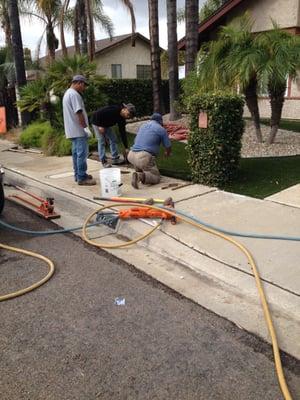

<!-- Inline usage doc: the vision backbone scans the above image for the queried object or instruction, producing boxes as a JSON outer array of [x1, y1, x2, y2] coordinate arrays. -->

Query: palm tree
[[22, 0, 61, 62], [197, 15, 264, 142], [59, 0, 69, 57], [73, 0, 135, 60], [0, 46, 18, 126], [0, 0, 12, 48], [7, 0, 31, 125], [199, 0, 227, 21], [85, 0, 95, 60], [166, 0, 180, 120], [257, 25, 300, 144], [148, 0, 162, 112], [185, 0, 199, 75]]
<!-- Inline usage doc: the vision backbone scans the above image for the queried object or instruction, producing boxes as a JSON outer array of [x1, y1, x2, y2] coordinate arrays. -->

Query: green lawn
[[127, 133, 190, 180], [127, 132, 300, 199], [224, 156, 300, 198], [257, 118, 300, 133]]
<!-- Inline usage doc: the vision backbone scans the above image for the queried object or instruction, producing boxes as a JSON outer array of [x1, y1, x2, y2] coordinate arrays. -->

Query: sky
[[0, 0, 205, 59]]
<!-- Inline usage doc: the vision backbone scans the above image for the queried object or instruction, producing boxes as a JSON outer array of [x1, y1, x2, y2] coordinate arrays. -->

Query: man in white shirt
[[63, 75, 96, 185]]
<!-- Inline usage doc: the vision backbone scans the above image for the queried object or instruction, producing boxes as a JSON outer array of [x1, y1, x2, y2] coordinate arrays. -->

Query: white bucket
[[99, 168, 121, 198]]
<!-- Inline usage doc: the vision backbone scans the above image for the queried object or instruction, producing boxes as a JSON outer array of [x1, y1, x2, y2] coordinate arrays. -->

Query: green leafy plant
[[18, 79, 50, 114], [46, 55, 98, 96], [20, 120, 55, 148], [187, 92, 244, 186]]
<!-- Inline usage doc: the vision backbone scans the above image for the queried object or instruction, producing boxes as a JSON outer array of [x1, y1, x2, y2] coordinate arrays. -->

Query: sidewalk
[[1, 138, 299, 360]]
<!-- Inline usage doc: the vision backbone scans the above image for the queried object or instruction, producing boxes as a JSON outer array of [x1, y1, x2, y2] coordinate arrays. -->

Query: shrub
[[20, 121, 54, 148], [39, 125, 73, 156], [55, 135, 72, 156], [20, 120, 71, 156], [18, 79, 50, 114], [187, 92, 244, 186]]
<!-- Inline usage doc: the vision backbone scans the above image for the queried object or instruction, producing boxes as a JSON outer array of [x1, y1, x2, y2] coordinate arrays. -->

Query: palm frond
[[118, 0, 136, 45], [92, 2, 114, 39]]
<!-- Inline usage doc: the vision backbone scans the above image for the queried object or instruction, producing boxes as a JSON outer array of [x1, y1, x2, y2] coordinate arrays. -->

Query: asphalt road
[[0, 201, 299, 400]]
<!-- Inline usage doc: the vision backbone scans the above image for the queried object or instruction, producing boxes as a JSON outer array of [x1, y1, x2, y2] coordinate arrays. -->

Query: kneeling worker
[[91, 103, 136, 167], [128, 113, 171, 189]]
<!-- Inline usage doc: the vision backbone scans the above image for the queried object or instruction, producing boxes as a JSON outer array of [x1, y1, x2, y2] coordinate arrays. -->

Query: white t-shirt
[[62, 88, 88, 139]]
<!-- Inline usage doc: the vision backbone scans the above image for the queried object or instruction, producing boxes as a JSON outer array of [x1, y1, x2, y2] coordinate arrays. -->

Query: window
[[258, 77, 289, 98], [111, 64, 122, 79], [136, 65, 151, 79]]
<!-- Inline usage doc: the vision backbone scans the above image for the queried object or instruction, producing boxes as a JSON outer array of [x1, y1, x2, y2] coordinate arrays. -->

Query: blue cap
[[151, 113, 163, 125]]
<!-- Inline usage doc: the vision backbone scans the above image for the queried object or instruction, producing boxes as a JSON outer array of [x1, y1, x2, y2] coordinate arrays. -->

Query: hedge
[[187, 93, 245, 186], [100, 79, 170, 117]]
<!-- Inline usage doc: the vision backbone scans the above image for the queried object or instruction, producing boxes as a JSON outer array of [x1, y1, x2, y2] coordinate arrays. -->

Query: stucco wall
[[290, 73, 300, 97], [95, 39, 151, 79], [230, 0, 299, 31], [217, 0, 300, 119], [244, 98, 300, 120]]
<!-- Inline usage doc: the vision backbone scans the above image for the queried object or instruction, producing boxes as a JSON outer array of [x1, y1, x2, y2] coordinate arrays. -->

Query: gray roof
[[41, 33, 152, 62]]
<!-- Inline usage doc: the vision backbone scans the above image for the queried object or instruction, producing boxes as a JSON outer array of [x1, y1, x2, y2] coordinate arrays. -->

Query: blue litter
[[114, 297, 126, 306]]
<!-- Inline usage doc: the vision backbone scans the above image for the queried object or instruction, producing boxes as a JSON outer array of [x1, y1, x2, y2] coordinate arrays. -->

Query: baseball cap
[[72, 75, 89, 85], [150, 112, 163, 125], [124, 103, 136, 117]]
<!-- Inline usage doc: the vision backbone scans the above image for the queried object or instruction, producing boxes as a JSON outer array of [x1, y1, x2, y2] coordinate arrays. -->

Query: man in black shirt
[[91, 103, 136, 167]]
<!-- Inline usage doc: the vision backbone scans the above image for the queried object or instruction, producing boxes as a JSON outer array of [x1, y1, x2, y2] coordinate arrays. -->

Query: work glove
[[84, 126, 93, 138]]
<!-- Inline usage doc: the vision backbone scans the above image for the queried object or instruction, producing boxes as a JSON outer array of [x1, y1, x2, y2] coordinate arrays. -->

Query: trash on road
[[114, 297, 126, 306]]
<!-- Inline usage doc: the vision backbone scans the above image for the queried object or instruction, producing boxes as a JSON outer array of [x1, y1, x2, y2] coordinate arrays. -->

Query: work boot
[[140, 172, 145, 184], [131, 172, 139, 189], [102, 160, 112, 168], [111, 156, 123, 165], [75, 174, 93, 182], [78, 177, 96, 186]]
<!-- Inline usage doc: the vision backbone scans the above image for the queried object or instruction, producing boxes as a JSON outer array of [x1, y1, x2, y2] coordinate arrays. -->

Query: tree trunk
[[46, 21, 57, 62], [74, 2, 80, 54], [85, 0, 95, 60], [60, 0, 70, 57], [148, 0, 162, 113], [185, 0, 199, 76], [1, 5, 12, 49], [166, 0, 181, 121], [244, 77, 262, 143], [267, 81, 286, 145], [7, 0, 30, 126], [78, 0, 88, 55]]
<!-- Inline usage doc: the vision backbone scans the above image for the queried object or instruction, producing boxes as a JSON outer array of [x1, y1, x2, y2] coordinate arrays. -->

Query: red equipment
[[118, 207, 176, 224], [8, 185, 60, 219]]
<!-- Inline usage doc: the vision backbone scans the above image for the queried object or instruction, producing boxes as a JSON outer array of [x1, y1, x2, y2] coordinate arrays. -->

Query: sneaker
[[78, 177, 96, 186], [131, 172, 139, 189]]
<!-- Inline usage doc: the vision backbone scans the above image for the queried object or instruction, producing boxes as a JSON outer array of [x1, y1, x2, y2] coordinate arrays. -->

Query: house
[[178, 0, 300, 120], [43, 33, 154, 80]]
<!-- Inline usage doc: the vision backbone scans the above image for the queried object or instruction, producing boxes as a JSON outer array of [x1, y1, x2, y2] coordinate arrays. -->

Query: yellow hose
[[82, 203, 162, 248], [82, 203, 292, 400], [0, 242, 55, 301]]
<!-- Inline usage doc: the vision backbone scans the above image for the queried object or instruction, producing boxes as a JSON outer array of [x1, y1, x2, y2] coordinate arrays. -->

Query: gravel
[[127, 117, 300, 159], [241, 121, 300, 158]]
